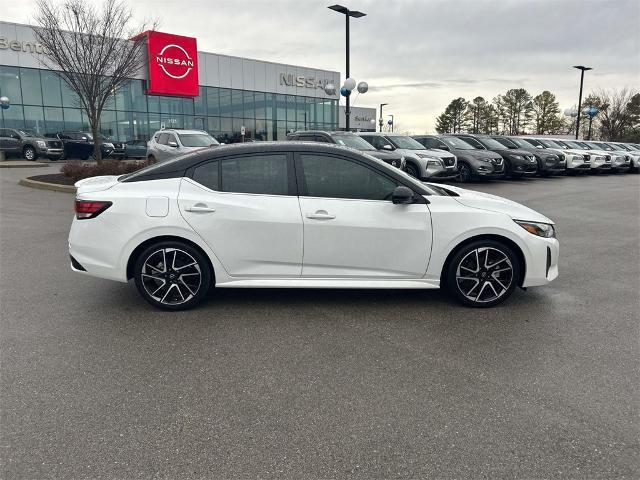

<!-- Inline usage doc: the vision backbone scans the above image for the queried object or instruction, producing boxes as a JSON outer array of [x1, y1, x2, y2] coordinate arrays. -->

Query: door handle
[[184, 204, 216, 213], [306, 210, 335, 220]]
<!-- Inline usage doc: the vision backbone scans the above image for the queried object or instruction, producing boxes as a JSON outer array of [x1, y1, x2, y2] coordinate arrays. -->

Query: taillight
[[74, 200, 112, 219]]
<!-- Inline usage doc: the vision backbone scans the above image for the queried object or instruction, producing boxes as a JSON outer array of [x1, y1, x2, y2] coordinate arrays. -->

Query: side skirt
[[215, 278, 441, 289]]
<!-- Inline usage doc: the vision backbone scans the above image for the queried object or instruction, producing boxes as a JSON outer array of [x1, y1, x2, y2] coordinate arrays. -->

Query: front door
[[178, 152, 303, 277], [295, 152, 431, 278]]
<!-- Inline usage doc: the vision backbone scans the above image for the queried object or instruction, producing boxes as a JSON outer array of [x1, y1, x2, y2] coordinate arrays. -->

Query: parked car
[[519, 137, 591, 174], [357, 132, 458, 181], [583, 141, 632, 173], [413, 135, 505, 182], [285, 130, 406, 171], [69, 142, 559, 310], [491, 136, 566, 175], [556, 140, 613, 173], [104, 136, 126, 158], [147, 129, 220, 163], [124, 140, 149, 159], [611, 142, 640, 172], [47, 132, 114, 160], [452, 134, 538, 177], [0, 128, 63, 161]]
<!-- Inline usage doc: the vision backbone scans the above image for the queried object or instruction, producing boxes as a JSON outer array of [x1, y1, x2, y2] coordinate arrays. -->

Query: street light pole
[[573, 65, 592, 140], [328, 5, 366, 132], [379, 103, 388, 132]]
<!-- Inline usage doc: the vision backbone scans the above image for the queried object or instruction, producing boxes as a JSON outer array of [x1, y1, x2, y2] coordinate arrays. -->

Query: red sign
[[142, 31, 199, 97]]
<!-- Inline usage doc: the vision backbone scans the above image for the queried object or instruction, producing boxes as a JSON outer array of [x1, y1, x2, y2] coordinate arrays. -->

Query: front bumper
[[425, 166, 459, 181], [522, 236, 560, 287], [36, 146, 64, 159]]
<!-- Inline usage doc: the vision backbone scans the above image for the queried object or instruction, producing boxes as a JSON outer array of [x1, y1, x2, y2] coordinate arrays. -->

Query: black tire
[[405, 163, 420, 178], [457, 162, 473, 183], [23, 146, 37, 161], [133, 240, 213, 311], [445, 239, 521, 308], [147, 154, 156, 164]]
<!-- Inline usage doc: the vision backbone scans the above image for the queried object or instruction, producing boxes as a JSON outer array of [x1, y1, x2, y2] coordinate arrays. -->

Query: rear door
[[296, 152, 431, 278], [178, 152, 303, 277]]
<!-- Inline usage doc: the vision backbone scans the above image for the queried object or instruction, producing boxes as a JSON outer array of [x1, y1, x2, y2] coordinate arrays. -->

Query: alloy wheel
[[458, 163, 471, 182], [24, 147, 35, 161], [405, 164, 419, 178], [455, 247, 513, 304], [140, 247, 202, 306]]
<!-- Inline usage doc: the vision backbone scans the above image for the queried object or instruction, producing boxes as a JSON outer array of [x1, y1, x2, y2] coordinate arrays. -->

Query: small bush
[[61, 160, 150, 183]]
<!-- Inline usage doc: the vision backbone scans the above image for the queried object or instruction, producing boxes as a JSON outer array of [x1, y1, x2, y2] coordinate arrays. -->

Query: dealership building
[[0, 21, 353, 143]]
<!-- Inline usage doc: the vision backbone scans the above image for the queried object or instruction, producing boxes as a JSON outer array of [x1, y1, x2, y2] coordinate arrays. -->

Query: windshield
[[388, 136, 426, 150], [331, 134, 377, 150], [493, 137, 518, 149], [178, 133, 219, 147], [592, 142, 614, 151], [612, 143, 630, 151], [478, 137, 508, 150], [563, 140, 588, 150], [441, 136, 475, 150], [537, 139, 562, 148], [511, 138, 537, 148], [16, 130, 34, 137]]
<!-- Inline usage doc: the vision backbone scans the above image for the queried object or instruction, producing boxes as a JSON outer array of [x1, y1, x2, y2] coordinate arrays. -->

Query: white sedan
[[69, 143, 559, 310]]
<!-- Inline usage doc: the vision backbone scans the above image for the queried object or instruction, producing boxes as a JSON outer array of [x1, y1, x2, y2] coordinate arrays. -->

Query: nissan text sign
[[144, 31, 199, 97]]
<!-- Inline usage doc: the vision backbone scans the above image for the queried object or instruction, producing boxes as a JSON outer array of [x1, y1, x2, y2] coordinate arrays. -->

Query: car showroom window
[[300, 154, 398, 201], [220, 154, 288, 195], [192, 161, 219, 191]]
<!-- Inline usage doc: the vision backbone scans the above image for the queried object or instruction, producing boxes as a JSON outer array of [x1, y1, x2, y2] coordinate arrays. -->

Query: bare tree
[[589, 88, 640, 141], [33, 0, 154, 162]]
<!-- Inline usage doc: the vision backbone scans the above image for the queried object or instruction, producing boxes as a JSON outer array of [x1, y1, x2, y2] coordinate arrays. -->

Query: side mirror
[[168, 141, 178, 148], [392, 186, 414, 205], [438, 144, 450, 151], [382, 144, 394, 151]]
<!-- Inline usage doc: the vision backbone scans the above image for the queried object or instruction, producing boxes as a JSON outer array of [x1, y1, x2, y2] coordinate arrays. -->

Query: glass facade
[[0, 66, 338, 142]]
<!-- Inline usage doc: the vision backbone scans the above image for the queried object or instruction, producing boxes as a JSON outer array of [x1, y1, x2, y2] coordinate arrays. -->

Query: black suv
[[0, 128, 63, 161], [46, 132, 114, 160], [452, 134, 538, 178], [286, 131, 406, 171], [412, 135, 505, 182], [491, 136, 566, 175]]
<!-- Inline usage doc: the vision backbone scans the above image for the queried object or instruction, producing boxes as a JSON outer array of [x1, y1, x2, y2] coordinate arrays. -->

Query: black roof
[[121, 141, 433, 195]]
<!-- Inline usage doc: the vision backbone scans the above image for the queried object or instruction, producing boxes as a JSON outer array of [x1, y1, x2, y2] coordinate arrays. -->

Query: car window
[[220, 154, 288, 195], [314, 135, 331, 143], [157, 133, 169, 145], [426, 137, 447, 149], [299, 154, 398, 201], [192, 161, 219, 191], [360, 135, 391, 150], [178, 133, 218, 147], [0, 129, 8, 137], [459, 136, 484, 149], [297, 135, 316, 142], [167, 134, 178, 145]]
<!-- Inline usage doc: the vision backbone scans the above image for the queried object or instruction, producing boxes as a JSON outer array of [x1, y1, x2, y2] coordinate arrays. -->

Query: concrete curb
[[19, 177, 76, 194], [0, 162, 50, 168]]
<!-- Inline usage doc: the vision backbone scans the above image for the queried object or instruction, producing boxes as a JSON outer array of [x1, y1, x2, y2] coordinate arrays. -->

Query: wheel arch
[[440, 233, 526, 287], [126, 235, 215, 284]]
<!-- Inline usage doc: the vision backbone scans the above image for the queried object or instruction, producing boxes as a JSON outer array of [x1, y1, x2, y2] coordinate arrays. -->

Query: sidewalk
[[0, 160, 50, 168]]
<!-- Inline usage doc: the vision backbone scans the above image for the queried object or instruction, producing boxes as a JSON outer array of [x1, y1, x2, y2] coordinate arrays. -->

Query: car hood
[[453, 148, 501, 160], [427, 183, 553, 224], [497, 148, 534, 157], [415, 149, 455, 160]]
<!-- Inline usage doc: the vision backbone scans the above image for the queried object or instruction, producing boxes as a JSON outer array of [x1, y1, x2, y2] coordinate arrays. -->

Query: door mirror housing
[[168, 141, 178, 148], [392, 186, 414, 205], [381, 144, 395, 151], [438, 144, 450, 151]]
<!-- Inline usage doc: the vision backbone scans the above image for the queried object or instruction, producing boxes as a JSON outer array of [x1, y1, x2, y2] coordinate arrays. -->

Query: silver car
[[357, 132, 458, 181], [147, 129, 220, 162]]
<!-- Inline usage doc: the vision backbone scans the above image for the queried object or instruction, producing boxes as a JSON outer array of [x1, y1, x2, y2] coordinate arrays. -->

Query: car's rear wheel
[[23, 146, 37, 161], [446, 239, 520, 308], [457, 162, 472, 183], [133, 241, 212, 310]]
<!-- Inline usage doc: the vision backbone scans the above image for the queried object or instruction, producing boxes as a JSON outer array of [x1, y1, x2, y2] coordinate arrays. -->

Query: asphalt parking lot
[[1, 167, 638, 479]]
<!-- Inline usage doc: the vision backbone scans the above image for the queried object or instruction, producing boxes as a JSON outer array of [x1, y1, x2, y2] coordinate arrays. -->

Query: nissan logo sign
[[155, 44, 195, 79]]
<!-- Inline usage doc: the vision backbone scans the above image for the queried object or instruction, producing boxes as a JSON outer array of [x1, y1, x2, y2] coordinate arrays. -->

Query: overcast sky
[[4, 0, 639, 133]]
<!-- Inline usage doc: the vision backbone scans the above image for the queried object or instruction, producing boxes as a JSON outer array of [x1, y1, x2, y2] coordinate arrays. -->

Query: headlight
[[515, 220, 556, 238], [36, 140, 46, 148], [510, 154, 523, 160], [479, 157, 492, 162]]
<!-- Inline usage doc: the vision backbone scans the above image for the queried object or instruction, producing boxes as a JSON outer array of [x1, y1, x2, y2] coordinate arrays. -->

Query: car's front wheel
[[133, 241, 213, 310], [405, 163, 419, 178], [23, 146, 37, 161], [457, 162, 473, 183], [446, 240, 520, 308]]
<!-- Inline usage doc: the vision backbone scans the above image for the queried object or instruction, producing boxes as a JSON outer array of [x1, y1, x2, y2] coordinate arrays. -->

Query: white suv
[[147, 129, 220, 162]]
